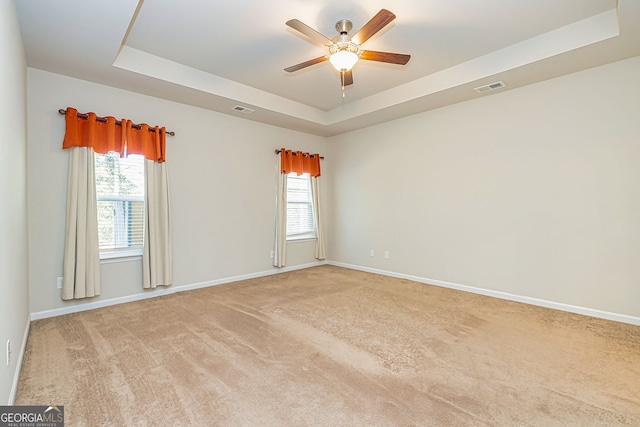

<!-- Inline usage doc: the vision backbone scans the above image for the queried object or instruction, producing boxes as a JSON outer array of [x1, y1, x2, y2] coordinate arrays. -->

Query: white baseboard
[[328, 261, 640, 326], [30, 261, 327, 321], [30, 259, 640, 326], [8, 315, 30, 405]]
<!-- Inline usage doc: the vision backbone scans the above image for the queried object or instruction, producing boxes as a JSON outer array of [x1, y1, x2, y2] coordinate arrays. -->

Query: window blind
[[94, 152, 145, 252], [286, 173, 315, 239]]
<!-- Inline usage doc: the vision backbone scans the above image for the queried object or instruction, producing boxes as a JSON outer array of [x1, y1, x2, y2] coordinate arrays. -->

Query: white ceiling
[[15, 0, 640, 136]]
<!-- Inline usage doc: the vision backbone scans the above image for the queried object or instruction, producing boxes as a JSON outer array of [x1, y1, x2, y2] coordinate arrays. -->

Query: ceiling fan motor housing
[[331, 20, 359, 56]]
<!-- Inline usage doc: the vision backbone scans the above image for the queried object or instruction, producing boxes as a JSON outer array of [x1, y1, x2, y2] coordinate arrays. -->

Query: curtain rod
[[275, 149, 324, 159], [58, 109, 175, 136]]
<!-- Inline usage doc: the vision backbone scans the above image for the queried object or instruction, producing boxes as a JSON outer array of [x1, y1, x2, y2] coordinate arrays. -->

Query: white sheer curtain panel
[[143, 159, 173, 289], [310, 176, 326, 260], [62, 146, 101, 300], [273, 155, 287, 267]]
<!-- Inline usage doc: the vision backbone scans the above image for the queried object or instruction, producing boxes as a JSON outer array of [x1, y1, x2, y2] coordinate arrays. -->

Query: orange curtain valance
[[280, 148, 321, 177], [62, 107, 166, 163]]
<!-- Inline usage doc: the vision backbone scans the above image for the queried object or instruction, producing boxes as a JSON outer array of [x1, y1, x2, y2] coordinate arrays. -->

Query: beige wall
[[27, 69, 328, 314], [23, 51, 640, 321], [0, 0, 30, 404], [327, 56, 640, 319]]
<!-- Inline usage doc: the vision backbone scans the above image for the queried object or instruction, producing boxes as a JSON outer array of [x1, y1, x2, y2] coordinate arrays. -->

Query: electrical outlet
[[57, 277, 63, 289], [384, 251, 390, 259], [6, 340, 10, 366], [370, 249, 375, 257], [270, 250, 274, 259]]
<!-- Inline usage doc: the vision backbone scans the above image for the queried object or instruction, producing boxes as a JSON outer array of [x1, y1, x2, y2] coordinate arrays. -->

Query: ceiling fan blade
[[360, 50, 411, 65], [342, 70, 353, 86], [352, 9, 396, 45], [286, 19, 333, 46], [284, 56, 328, 73]]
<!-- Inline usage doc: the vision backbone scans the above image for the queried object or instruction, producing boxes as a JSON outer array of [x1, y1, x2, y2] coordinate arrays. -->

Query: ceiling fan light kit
[[285, 9, 411, 98], [329, 50, 359, 71], [329, 20, 359, 72]]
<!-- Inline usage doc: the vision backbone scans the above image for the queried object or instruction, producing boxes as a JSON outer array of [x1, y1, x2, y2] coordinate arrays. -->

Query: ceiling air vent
[[474, 81, 506, 94], [232, 105, 255, 114]]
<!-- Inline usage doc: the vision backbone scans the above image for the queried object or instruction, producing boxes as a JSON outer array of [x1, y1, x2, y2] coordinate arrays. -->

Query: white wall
[[327, 56, 640, 319], [27, 69, 328, 314], [0, 0, 30, 404]]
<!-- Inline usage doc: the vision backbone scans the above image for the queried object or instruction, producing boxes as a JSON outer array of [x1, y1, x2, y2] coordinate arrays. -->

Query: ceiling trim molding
[[114, 9, 619, 129]]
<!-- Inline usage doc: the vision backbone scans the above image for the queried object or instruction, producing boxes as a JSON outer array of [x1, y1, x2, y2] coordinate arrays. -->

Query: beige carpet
[[16, 265, 640, 426]]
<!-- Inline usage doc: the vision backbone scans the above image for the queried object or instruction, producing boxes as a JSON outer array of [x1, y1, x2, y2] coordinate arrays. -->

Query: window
[[286, 172, 316, 240], [94, 152, 145, 258]]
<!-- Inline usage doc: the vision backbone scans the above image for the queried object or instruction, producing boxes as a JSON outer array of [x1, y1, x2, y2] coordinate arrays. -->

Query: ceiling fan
[[284, 9, 411, 97]]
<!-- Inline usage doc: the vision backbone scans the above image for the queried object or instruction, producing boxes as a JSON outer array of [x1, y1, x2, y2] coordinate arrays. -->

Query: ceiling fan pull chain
[[341, 71, 346, 98]]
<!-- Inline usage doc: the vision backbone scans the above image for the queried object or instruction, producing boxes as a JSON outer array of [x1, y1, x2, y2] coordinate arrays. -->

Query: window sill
[[286, 236, 317, 243], [100, 249, 143, 264]]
